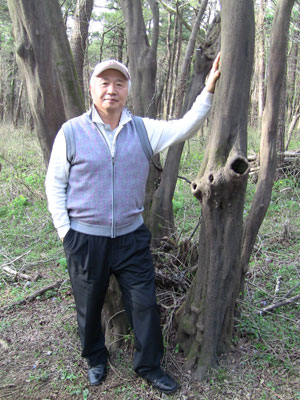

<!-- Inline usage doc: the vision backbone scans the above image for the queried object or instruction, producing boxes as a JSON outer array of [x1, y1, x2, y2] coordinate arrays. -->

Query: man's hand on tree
[[206, 52, 221, 94]]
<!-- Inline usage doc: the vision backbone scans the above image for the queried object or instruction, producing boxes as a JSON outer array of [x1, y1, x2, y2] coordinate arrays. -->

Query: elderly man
[[45, 55, 220, 394]]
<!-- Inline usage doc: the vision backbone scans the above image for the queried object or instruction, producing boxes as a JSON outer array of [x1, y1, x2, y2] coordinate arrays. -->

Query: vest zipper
[[92, 121, 117, 238], [111, 154, 116, 238]]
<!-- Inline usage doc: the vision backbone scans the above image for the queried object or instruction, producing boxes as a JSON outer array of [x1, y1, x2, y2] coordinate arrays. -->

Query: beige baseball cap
[[90, 60, 131, 81]]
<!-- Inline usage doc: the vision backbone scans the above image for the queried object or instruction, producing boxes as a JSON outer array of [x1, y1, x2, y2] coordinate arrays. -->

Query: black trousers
[[63, 224, 163, 376]]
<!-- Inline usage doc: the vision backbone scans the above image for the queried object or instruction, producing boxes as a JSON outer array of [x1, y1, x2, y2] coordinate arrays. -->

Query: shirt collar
[[90, 105, 132, 128]]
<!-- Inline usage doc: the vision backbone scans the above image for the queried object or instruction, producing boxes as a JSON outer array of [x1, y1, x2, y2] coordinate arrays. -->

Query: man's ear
[[89, 84, 93, 99]]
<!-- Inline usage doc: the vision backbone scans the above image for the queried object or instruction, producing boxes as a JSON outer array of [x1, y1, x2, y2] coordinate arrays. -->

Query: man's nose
[[107, 84, 116, 94]]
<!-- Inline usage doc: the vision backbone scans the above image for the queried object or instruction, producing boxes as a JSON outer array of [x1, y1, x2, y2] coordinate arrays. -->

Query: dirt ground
[[0, 284, 299, 400]]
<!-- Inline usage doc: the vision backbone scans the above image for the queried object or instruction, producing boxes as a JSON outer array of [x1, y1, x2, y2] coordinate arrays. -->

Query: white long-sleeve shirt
[[45, 88, 213, 239]]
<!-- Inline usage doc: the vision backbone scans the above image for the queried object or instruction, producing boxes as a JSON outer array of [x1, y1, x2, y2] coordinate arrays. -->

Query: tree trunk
[[13, 80, 24, 127], [120, 0, 159, 118], [70, 0, 94, 100], [249, 0, 266, 128], [241, 0, 295, 275], [288, 15, 299, 118], [177, 0, 255, 380], [117, 26, 125, 62], [162, 13, 174, 119], [101, 275, 129, 351], [148, 11, 220, 246], [257, 0, 266, 118], [7, 0, 84, 166], [285, 106, 300, 151], [120, 0, 162, 231], [170, 18, 182, 118], [9, 60, 17, 121], [277, 65, 287, 164]]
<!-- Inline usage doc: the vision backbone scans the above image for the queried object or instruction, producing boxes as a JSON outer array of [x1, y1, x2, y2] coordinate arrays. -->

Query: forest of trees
[[1, 0, 299, 380], [2, 1, 299, 136]]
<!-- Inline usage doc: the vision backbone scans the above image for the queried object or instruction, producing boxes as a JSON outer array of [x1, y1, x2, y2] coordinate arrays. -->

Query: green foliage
[[0, 125, 64, 308], [0, 1, 13, 49], [88, 3, 125, 65], [59, 257, 68, 269]]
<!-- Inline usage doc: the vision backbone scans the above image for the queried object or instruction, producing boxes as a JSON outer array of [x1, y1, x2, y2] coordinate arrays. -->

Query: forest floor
[[0, 125, 299, 400]]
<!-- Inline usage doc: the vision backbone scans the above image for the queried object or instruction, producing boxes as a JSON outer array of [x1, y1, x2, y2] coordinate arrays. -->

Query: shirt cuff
[[57, 224, 70, 240], [199, 88, 214, 105]]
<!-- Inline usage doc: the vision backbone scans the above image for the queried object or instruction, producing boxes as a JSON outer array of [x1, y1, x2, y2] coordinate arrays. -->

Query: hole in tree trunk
[[208, 174, 214, 182], [231, 158, 249, 175], [191, 182, 202, 201]]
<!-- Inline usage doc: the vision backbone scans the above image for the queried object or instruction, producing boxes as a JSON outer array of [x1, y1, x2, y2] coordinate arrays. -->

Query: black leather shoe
[[87, 363, 107, 386], [146, 372, 178, 394]]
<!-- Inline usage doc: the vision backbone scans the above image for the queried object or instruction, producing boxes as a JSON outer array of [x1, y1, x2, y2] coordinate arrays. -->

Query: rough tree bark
[[7, 0, 84, 165], [70, 0, 94, 100], [176, 0, 255, 380]]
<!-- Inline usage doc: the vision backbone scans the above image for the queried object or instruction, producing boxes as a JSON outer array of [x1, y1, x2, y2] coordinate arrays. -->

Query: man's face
[[90, 69, 129, 117]]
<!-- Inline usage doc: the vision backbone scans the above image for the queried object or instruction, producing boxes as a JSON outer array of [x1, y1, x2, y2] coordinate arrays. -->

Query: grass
[[0, 124, 299, 399]]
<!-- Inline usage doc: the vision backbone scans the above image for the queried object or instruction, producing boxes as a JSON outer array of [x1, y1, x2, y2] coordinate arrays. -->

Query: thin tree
[[257, 0, 267, 119]]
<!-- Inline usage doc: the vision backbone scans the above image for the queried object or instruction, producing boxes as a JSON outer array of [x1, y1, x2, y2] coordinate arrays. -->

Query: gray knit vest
[[62, 112, 152, 238]]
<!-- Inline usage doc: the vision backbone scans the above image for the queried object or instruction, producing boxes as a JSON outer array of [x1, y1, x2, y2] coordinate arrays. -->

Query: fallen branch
[[0, 250, 31, 269], [285, 282, 300, 298], [0, 280, 64, 314], [2, 266, 38, 281], [274, 275, 282, 297], [258, 293, 300, 315]]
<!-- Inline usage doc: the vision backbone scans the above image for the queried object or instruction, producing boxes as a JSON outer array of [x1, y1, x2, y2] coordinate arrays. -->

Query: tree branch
[[0, 280, 64, 314], [158, 0, 192, 32], [151, 159, 191, 184], [285, 282, 300, 298], [258, 293, 300, 315], [2, 266, 37, 282]]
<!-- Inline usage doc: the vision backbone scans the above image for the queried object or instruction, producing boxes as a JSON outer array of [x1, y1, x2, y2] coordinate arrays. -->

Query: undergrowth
[[0, 124, 299, 400]]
